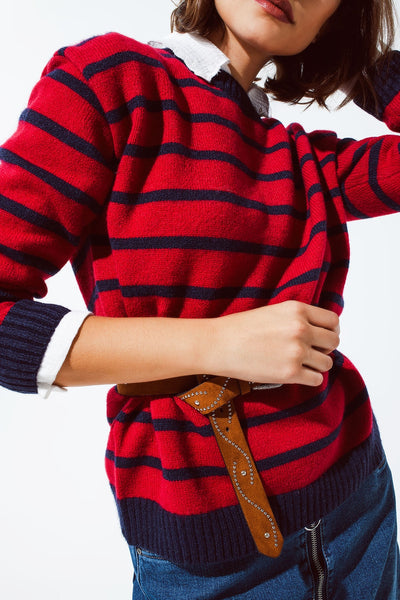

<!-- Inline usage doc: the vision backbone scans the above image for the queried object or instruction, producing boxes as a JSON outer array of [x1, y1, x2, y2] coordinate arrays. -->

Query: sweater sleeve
[[326, 50, 400, 221], [0, 49, 116, 394]]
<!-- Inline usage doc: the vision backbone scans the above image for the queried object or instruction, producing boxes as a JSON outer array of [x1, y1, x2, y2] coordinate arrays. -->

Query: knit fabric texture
[[1, 32, 399, 564]]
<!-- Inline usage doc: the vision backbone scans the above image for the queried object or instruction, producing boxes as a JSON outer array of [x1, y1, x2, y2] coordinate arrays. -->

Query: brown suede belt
[[117, 375, 284, 558]]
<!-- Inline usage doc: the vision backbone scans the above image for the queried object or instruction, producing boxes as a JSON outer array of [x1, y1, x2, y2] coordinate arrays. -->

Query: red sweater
[[0, 32, 397, 565]]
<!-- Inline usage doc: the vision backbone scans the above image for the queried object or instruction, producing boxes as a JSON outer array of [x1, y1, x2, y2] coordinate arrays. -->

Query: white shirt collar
[[147, 31, 269, 118]]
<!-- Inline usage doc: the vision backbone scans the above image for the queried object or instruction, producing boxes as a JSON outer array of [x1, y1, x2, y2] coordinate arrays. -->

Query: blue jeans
[[128, 456, 399, 599]]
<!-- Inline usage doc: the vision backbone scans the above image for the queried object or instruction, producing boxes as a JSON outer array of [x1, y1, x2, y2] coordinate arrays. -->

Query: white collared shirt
[[37, 30, 270, 398], [148, 31, 270, 117]]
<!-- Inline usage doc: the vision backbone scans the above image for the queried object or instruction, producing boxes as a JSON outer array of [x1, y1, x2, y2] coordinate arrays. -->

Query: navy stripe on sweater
[[124, 143, 293, 182], [85, 257, 344, 313], [307, 183, 324, 200], [348, 140, 369, 169], [0, 148, 103, 215], [0, 193, 79, 245], [83, 51, 163, 79], [320, 291, 345, 308], [106, 450, 227, 479], [108, 231, 324, 256], [259, 394, 368, 471], [46, 69, 107, 119], [106, 401, 364, 479], [106, 96, 286, 154], [107, 234, 300, 255], [20, 108, 112, 168], [111, 411, 213, 436], [319, 154, 337, 168], [86, 264, 333, 311], [341, 188, 369, 219], [110, 189, 305, 218], [0, 241, 58, 275]]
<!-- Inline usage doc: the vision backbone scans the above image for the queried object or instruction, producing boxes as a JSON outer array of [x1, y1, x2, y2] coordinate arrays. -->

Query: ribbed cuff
[[0, 299, 70, 394], [354, 50, 400, 120]]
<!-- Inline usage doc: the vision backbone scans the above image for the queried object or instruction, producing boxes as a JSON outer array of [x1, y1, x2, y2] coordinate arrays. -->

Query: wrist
[[181, 317, 219, 377]]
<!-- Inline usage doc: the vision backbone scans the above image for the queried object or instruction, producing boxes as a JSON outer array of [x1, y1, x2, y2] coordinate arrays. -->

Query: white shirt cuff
[[37, 310, 93, 398]]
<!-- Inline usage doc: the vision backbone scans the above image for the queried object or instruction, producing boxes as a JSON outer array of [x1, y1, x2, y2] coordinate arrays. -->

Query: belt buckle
[[249, 382, 283, 391]]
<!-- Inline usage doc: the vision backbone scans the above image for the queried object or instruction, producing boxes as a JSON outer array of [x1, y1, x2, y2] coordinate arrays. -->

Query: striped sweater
[[0, 32, 398, 565]]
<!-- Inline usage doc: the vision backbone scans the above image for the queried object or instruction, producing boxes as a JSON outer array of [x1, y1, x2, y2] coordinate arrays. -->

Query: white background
[[1, 1, 400, 597]]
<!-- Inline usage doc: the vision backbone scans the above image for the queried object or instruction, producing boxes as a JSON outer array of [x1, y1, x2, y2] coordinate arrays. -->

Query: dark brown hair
[[170, 0, 396, 108]]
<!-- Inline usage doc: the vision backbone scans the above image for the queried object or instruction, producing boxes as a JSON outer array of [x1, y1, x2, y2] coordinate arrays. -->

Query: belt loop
[[238, 380, 251, 396]]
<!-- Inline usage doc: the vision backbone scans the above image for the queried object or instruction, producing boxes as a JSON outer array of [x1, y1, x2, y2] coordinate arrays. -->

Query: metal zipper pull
[[305, 520, 329, 600]]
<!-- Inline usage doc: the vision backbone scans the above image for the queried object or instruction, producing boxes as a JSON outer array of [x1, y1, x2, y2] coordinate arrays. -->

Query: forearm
[[55, 301, 340, 390], [54, 315, 213, 387]]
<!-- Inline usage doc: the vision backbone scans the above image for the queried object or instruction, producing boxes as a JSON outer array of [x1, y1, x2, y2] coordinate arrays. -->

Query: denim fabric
[[128, 455, 399, 600]]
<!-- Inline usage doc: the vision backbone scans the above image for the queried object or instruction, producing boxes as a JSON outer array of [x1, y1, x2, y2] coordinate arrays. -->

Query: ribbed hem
[[114, 493, 256, 566], [0, 299, 70, 393], [269, 413, 384, 533], [354, 50, 400, 120], [110, 414, 384, 566]]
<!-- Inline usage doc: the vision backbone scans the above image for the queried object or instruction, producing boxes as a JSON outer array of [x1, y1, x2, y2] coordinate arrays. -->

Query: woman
[[0, 0, 399, 597]]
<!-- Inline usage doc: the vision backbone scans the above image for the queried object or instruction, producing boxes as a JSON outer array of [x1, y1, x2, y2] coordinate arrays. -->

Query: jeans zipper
[[305, 519, 328, 600]]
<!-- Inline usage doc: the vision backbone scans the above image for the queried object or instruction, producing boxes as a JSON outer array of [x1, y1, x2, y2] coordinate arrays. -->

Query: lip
[[254, 0, 295, 24]]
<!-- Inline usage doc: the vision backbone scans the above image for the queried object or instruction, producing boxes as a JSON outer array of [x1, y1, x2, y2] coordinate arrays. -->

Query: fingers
[[301, 323, 339, 386], [300, 367, 324, 387], [309, 324, 340, 353], [305, 304, 340, 334], [302, 347, 334, 374]]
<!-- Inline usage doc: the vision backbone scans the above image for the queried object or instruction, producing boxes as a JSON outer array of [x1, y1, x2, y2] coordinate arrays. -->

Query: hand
[[205, 300, 340, 387]]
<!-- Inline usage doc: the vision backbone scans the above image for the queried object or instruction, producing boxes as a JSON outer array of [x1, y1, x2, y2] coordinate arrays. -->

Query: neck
[[206, 28, 268, 92]]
